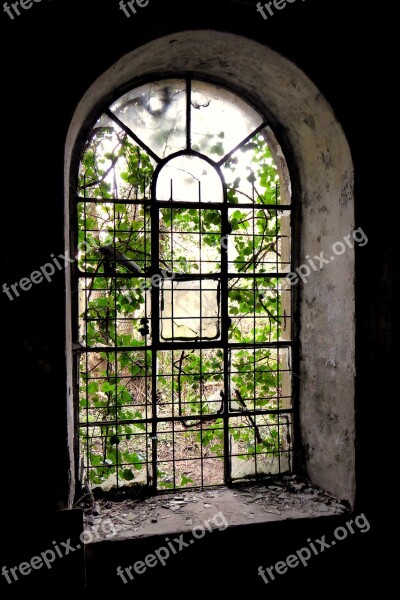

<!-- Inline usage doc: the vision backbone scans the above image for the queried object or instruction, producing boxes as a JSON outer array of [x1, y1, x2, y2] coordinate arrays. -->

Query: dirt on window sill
[[79, 475, 349, 542]]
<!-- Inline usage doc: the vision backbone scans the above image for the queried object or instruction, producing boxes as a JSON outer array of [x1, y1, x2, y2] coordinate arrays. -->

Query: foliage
[[77, 116, 288, 490]]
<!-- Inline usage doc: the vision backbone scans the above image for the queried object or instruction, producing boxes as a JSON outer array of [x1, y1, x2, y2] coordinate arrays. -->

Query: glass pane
[[229, 412, 291, 479], [160, 280, 220, 340], [159, 206, 222, 275], [191, 80, 262, 159], [227, 208, 291, 274], [79, 347, 152, 489], [223, 128, 290, 206], [156, 155, 223, 202], [78, 276, 151, 347], [228, 277, 291, 344], [77, 201, 152, 275], [79, 350, 152, 421], [79, 124, 155, 200], [156, 349, 224, 419], [230, 348, 286, 411], [110, 80, 187, 159]]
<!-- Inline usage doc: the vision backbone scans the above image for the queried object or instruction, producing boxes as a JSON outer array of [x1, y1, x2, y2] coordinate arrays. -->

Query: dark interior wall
[[1, 0, 395, 592]]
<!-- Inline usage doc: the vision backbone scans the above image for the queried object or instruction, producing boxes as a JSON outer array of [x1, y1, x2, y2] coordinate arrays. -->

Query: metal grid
[[75, 78, 294, 493]]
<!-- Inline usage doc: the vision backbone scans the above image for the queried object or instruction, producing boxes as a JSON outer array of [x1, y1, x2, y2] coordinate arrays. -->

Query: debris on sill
[[79, 475, 349, 542]]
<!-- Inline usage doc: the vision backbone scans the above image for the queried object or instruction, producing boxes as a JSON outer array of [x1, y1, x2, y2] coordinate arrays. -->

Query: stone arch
[[65, 31, 355, 506]]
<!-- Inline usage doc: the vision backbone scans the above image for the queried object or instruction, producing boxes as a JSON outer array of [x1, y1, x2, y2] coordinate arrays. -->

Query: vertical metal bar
[[170, 203, 175, 489], [290, 185, 301, 474], [186, 78, 192, 152], [113, 201, 120, 489], [172, 349, 176, 489], [200, 347, 204, 489], [198, 200, 204, 488], [221, 179, 231, 485], [151, 174, 160, 493], [252, 207, 257, 477], [83, 180, 90, 488], [144, 202, 151, 487]]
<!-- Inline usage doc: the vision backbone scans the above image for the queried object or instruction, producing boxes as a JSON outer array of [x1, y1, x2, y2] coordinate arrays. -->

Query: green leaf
[[180, 475, 194, 487], [89, 454, 102, 466], [101, 382, 114, 393], [121, 390, 132, 404], [96, 298, 110, 307], [122, 468, 135, 481], [87, 382, 99, 394]]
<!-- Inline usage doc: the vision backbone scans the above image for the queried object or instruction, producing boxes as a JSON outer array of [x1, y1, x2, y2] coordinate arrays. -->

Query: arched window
[[66, 31, 355, 508], [74, 78, 294, 492]]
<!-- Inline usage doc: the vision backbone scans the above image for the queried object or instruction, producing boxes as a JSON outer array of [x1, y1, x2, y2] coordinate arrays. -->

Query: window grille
[[75, 78, 294, 492]]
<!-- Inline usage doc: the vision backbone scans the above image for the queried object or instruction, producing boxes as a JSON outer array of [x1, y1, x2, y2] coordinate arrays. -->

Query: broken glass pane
[[160, 280, 220, 340], [191, 80, 263, 159], [109, 80, 187, 160], [223, 127, 291, 206], [79, 125, 155, 200]]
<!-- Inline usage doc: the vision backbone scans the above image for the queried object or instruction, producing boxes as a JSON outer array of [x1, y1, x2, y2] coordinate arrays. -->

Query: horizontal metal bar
[[79, 408, 293, 428], [83, 453, 290, 468], [157, 201, 224, 209], [76, 196, 150, 205], [77, 270, 292, 279], [76, 195, 292, 211], [227, 204, 292, 210], [76, 341, 293, 353]]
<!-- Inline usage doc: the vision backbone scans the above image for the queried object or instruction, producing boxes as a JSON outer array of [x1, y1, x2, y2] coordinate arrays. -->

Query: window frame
[[65, 31, 356, 507], [71, 75, 298, 494]]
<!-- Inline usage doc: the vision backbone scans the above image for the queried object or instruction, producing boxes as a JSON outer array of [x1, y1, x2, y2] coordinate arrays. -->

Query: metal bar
[[220, 173, 231, 485], [78, 271, 292, 280], [105, 108, 161, 164], [151, 165, 161, 492], [252, 204, 258, 476], [216, 120, 269, 167], [78, 341, 294, 354], [76, 197, 151, 206], [71, 175, 82, 489], [80, 408, 293, 428], [77, 196, 292, 211], [186, 78, 191, 151], [144, 205, 151, 487], [113, 201, 120, 488]]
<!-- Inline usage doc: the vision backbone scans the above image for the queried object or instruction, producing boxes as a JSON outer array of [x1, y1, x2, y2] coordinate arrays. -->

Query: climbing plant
[[77, 117, 288, 490]]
